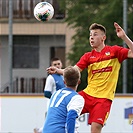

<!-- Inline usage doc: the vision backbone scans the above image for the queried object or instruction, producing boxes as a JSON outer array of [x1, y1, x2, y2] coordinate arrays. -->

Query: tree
[[58, 0, 133, 92]]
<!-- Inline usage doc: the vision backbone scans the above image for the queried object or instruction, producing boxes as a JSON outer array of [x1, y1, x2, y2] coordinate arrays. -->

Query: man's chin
[[91, 45, 95, 48]]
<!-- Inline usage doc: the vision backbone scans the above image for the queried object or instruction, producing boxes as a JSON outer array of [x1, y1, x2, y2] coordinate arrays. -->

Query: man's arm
[[46, 65, 82, 75], [114, 22, 133, 58], [74, 65, 83, 72], [66, 95, 85, 133], [44, 75, 55, 98], [46, 66, 64, 75], [66, 110, 78, 133]]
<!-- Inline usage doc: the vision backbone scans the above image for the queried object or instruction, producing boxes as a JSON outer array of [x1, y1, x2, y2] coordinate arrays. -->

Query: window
[[50, 47, 65, 67], [0, 0, 8, 17], [13, 36, 39, 68]]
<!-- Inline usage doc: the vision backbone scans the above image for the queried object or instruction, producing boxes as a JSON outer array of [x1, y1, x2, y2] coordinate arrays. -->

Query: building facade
[[0, 0, 75, 93]]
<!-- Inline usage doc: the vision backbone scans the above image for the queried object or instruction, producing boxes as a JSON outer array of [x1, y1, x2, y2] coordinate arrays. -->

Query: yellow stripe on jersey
[[84, 58, 120, 100]]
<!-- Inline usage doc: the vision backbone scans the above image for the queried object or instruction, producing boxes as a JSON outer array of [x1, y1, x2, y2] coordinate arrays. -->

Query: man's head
[[50, 57, 62, 69], [89, 23, 106, 49], [89, 23, 106, 34], [63, 66, 80, 89]]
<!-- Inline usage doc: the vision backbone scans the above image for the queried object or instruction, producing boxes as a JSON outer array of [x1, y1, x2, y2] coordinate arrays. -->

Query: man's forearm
[[56, 68, 64, 75], [122, 35, 133, 53]]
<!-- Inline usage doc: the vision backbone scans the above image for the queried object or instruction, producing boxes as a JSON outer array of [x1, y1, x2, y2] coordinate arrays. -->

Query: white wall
[[0, 95, 133, 133]]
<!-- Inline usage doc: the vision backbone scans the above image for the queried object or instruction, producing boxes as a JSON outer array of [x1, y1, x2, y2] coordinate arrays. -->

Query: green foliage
[[58, 0, 133, 92]]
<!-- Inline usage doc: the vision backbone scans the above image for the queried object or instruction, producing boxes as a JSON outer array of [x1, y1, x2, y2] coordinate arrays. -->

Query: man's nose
[[90, 37, 93, 40]]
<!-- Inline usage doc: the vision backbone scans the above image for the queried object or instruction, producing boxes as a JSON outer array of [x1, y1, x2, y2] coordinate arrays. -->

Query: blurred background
[[0, 0, 67, 93], [0, 0, 133, 94]]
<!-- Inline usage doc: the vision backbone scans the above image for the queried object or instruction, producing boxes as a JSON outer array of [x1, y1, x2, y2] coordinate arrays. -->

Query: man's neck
[[94, 44, 106, 52]]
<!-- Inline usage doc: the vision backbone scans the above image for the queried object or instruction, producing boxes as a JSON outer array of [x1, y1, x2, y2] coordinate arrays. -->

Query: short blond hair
[[63, 66, 80, 87], [89, 23, 106, 34]]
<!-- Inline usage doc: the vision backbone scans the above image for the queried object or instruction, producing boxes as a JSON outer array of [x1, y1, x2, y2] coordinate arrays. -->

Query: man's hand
[[114, 22, 133, 58], [114, 22, 126, 39], [46, 66, 58, 74]]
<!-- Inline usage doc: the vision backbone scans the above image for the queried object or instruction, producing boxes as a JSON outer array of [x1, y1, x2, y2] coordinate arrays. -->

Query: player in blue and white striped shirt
[[43, 66, 85, 133], [34, 58, 65, 133]]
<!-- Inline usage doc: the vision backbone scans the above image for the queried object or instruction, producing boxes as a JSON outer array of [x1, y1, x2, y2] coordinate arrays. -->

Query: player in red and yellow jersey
[[46, 22, 133, 133]]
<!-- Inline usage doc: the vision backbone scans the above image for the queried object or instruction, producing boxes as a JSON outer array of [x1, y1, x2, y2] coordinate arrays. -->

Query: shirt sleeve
[[113, 45, 129, 63], [66, 110, 78, 133], [67, 95, 84, 116], [44, 75, 56, 93], [66, 95, 84, 133], [76, 52, 91, 70]]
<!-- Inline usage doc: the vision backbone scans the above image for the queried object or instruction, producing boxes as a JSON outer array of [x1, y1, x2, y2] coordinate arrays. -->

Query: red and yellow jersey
[[76, 45, 129, 100]]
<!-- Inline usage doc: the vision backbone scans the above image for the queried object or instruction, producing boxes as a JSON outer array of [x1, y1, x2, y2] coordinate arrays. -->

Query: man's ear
[[103, 35, 106, 41], [78, 79, 81, 85]]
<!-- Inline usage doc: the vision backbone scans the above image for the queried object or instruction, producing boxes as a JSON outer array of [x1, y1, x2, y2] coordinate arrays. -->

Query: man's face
[[89, 29, 106, 48], [51, 60, 62, 69]]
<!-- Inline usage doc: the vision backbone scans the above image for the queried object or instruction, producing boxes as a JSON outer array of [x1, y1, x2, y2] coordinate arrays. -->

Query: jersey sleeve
[[113, 45, 129, 63], [66, 95, 84, 133], [67, 95, 84, 116], [44, 75, 56, 92], [66, 110, 78, 133], [76, 52, 91, 70]]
